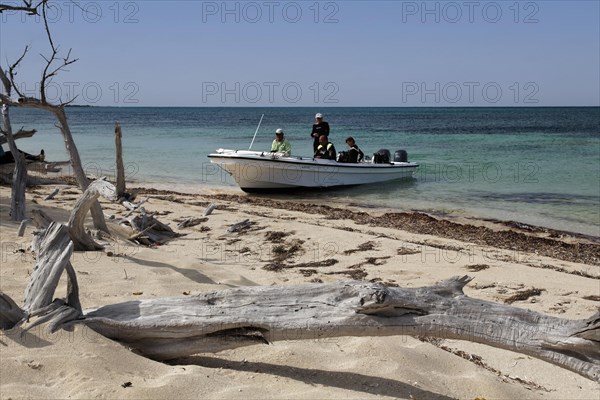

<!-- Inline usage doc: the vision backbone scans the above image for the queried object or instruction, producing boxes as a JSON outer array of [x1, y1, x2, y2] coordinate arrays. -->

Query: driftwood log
[[37, 178, 177, 249], [120, 207, 182, 246], [0, 222, 82, 332], [0, 160, 69, 175], [176, 216, 207, 230], [0, 222, 598, 383], [17, 218, 30, 236], [44, 187, 60, 200], [67, 179, 118, 251], [204, 203, 216, 216], [83, 280, 600, 382]]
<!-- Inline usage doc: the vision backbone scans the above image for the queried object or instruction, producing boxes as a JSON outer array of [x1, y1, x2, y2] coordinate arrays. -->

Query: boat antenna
[[248, 114, 265, 151]]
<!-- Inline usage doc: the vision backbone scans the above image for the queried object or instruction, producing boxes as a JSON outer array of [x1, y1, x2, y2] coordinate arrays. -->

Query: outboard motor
[[394, 149, 408, 162], [372, 149, 391, 164]]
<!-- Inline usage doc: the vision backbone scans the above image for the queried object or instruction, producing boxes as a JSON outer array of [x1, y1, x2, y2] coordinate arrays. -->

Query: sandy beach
[[1, 183, 599, 399]]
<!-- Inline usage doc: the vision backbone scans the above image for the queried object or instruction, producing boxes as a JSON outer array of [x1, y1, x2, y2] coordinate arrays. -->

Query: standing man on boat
[[310, 113, 330, 153], [271, 128, 291, 156], [314, 134, 337, 160]]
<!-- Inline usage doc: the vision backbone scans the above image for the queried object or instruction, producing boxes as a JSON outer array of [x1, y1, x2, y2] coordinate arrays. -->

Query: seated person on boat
[[271, 128, 291, 156], [338, 136, 364, 163], [314, 134, 336, 160]]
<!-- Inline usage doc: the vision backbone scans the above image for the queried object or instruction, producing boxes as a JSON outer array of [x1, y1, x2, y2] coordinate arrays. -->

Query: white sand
[[1, 184, 598, 399]]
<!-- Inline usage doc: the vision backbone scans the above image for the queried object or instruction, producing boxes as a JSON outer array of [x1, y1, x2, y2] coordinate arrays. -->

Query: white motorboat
[[208, 149, 419, 192]]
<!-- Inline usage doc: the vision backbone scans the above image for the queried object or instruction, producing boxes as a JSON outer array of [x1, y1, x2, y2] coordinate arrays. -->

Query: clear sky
[[1, 0, 599, 106]]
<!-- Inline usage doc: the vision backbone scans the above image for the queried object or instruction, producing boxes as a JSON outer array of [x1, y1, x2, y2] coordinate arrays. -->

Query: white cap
[[315, 113, 323, 119], [275, 128, 284, 134]]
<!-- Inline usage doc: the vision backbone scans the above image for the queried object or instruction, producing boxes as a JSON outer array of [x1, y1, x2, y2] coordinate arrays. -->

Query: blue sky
[[1, 0, 599, 106]]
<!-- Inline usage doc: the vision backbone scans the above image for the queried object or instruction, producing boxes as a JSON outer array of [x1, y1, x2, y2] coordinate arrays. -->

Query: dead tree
[[0, 1, 43, 15], [114, 122, 126, 198], [0, 67, 28, 220], [0, 0, 108, 232], [0, 220, 598, 383]]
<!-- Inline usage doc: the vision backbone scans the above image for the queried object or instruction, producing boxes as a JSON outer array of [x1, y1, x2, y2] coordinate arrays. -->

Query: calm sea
[[8, 107, 600, 237]]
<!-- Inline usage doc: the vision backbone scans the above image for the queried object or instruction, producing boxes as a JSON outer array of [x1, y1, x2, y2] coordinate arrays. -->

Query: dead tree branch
[[0, 128, 37, 143], [0, 1, 41, 15], [38, 2, 77, 105]]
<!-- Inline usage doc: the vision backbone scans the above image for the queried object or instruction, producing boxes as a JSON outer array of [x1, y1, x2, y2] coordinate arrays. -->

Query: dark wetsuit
[[311, 121, 330, 152], [314, 142, 337, 160], [348, 145, 364, 163]]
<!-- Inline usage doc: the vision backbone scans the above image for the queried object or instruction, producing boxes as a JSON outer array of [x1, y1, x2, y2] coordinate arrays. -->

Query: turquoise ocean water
[[8, 107, 600, 237]]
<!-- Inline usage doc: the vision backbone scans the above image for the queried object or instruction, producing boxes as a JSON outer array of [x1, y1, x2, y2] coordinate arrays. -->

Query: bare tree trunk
[[52, 106, 108, 233], [114, 122, 126, 197], [0, 69, 28, 221]]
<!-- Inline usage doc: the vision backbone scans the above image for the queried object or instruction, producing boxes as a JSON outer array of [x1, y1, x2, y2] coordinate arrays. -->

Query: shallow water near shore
[[9, 106, 600, 237]]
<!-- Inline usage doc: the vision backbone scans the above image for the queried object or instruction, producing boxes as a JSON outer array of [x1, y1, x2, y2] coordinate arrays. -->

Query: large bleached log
[[1, 243, 598, 382], [79, 277, 600, 382]]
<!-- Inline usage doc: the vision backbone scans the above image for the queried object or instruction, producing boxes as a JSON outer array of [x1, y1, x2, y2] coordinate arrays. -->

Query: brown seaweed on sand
[[205, 194, 600, 266], [465, 264, 490, 272], [504, 288, 545, 304], [343, 241, 377, 255]]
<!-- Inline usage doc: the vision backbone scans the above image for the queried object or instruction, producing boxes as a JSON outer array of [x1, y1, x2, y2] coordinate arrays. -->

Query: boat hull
[[208, 150, 418, 191]]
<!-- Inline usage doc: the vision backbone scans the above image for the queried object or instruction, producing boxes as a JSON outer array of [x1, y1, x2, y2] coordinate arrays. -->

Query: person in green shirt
[[270, 128, 291, 156]]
